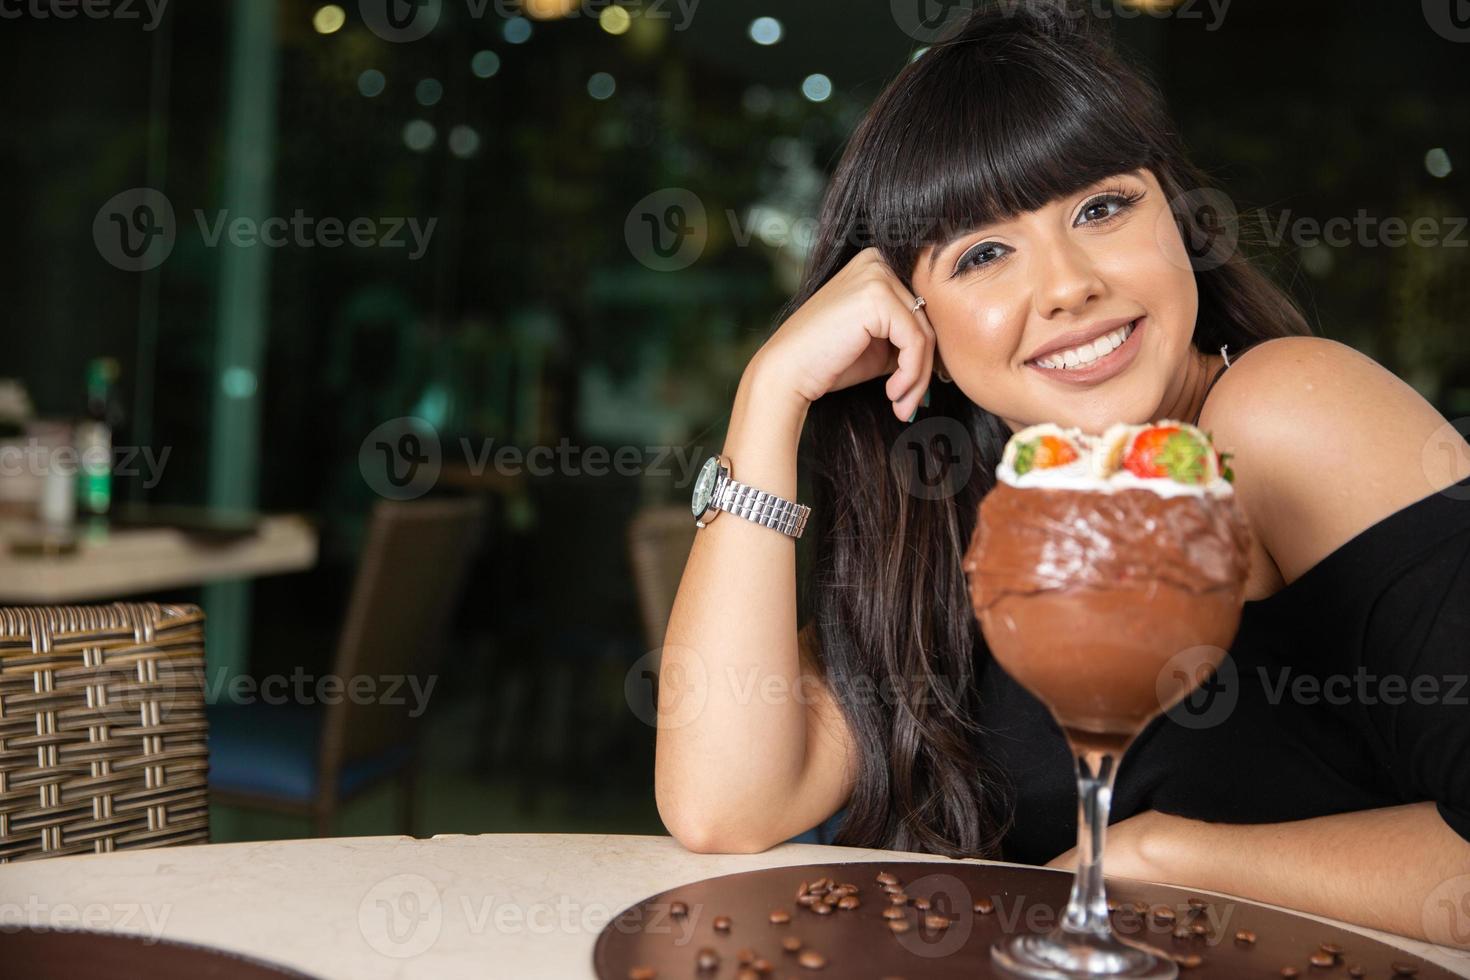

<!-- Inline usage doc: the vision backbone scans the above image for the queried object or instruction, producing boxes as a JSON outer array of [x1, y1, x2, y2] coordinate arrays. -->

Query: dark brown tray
[[593, 861, 1452, 978], [0, 927, 320, 979]]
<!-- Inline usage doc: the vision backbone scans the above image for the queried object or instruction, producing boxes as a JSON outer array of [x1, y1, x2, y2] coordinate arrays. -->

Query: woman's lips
[[1026, 316, 1146, 385]]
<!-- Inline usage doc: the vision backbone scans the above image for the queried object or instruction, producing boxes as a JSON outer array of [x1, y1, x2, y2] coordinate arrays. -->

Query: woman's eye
[[1077, 191, 1140, 226], [953, 241, 1011, 276]]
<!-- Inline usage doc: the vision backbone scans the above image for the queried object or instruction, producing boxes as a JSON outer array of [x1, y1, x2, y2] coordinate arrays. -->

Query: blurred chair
[[0, 603, 210, 861], [208, 496, 485, 837], [625, 505, 845, 846], [626, 504, 697, 652]]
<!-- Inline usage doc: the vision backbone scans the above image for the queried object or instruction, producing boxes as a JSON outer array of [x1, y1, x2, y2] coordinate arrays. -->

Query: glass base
[[992, 931, 1178, 979]]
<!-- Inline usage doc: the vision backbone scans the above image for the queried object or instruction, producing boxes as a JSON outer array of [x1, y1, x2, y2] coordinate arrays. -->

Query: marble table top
[[0, 833, 1465, 978]]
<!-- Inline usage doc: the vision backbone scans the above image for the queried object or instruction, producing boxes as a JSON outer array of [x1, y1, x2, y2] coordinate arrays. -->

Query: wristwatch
[[691, 454, 810, 538]]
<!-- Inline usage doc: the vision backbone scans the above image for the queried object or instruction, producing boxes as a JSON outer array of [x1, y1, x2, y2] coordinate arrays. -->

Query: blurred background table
[[0, 834, 1463, 980], [0, 511, 317, 604]]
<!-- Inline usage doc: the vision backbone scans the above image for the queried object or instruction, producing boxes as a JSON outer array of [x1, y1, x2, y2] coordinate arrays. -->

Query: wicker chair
[[0, 603, 210, 862]]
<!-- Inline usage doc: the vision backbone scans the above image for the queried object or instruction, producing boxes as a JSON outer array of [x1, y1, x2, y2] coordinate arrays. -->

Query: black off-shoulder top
[[977, 471, 1470, 865]]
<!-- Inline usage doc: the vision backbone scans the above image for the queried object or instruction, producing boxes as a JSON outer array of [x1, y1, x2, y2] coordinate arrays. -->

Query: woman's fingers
[[877, 282, 936, 420]]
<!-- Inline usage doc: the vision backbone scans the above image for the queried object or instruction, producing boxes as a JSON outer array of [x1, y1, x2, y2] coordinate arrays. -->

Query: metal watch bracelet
[[717, 475, 811, 539]]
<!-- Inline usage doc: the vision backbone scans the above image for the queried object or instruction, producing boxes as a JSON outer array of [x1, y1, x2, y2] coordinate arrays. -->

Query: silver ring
[[911, 295, 926, 313]]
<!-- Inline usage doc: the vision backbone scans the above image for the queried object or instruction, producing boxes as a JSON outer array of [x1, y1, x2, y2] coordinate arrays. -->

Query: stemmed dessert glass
[[965, 424, 1249, 979]]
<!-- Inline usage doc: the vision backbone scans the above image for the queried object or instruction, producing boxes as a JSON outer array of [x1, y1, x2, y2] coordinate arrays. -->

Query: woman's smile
[[1024, 315, 1146, 386]]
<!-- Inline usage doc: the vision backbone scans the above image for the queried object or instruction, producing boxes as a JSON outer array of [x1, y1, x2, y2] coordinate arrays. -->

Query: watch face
[[691, 456, 720, 517]]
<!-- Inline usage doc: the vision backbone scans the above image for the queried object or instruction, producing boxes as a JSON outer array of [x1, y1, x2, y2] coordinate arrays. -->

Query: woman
[[656, 0, 1470, 946]]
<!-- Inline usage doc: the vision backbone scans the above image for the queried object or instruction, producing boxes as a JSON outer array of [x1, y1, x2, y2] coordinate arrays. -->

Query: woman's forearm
[[1133, 803, 1470, 948]]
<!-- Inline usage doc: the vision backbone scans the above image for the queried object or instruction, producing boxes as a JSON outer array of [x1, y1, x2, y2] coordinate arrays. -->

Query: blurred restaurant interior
[[0, 0, 1466, 848]]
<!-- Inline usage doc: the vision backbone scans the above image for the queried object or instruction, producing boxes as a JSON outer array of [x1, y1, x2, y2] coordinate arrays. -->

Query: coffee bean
[[735, 969, 758, 980], [924, 914, 950, 930], [769, 908, 791, 924], [1391, 963, 1419, 977], [781, 936, 802, 953], [628, 968, 656, 980], [1106, 899, 1119, 911], [1309, 952, 1334, 968], [837, 895, 861, 910], [1175, 953, 1203, 969], [974, 898, 995, 915], [1173, 926, 1191, 940], [737, 948, 754, 965], [670, 901, 688, 919], [713, 915, 732, 933], [1190, 922, 1208, 936], [811, 877, 831, 893], [1188, 898, 1208, 911], [1153, 906, 1176, 924], [888, 919, 911, 934], [882, 906, 906, 920], [798, 894, 819, 907], [912, 897, 931, 911], [888, 892, 908, 905], [1281, 969, 1300, 978], [798, 949, 827, 970], [841, 882, 858, 892], [696, 947, 719, 971], [752, 958, 772, 974], [883, 883, 903, 894], [796, 881, 809, 899], [1132, 900, 1150, 915], [1319, 943, 1343, 958], [876, 871, 899, 886], [813, 901, 834, 916], [1234, 930, 1257, 945]]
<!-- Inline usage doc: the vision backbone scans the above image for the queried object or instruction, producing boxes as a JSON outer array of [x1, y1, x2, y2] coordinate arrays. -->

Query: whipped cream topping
[[995, 420, 1234, 499]]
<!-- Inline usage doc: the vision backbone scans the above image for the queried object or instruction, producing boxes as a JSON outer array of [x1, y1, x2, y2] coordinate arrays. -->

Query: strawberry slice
[[1122, 425, 1212, 484], [1013, 434, 1080, 476]]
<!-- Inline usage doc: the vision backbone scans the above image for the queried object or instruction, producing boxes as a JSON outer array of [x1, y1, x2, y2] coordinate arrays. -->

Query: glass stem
[[1061, 748, 1119, 939]]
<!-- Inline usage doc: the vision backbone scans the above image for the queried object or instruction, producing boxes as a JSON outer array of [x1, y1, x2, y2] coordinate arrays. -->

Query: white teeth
[[1035, 321, 1136, 370]]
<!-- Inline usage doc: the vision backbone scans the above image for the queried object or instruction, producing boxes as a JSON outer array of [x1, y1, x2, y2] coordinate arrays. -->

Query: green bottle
[[76, 357, 120, 517]]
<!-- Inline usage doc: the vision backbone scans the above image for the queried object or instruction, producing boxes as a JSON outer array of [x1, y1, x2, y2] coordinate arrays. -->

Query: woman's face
[[910, 167, 1199, 436]]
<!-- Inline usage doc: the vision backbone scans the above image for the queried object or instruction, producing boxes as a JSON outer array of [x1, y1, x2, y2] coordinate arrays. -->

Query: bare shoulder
[[1199, 335, 1470, 586]]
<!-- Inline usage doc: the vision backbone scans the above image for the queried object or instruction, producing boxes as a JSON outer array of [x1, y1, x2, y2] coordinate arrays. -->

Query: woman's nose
[[1031, 236, 1105, 320]]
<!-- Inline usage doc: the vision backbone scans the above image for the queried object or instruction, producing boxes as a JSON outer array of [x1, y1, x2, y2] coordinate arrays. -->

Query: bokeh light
[[503, 16, 533, 44], [311, 4, 345, 34], [587, 72, 616, 100], [403, 120, 437, 152], [357, 69, 386, 98], [748, 17, 782, 46], [448, 125, 481, 159], [599, 6, 631, 35], [415, 78, 443, 107], [470, 50, 501, 78], [800, 73, 832, 103]]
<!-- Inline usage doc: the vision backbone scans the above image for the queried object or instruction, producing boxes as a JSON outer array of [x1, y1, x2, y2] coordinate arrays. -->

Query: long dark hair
[[787, 0, 1313, 859]]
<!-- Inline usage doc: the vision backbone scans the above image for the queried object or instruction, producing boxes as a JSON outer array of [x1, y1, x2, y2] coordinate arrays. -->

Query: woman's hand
[[1045, 809, 1180, 883], [750, 247, 937, 422]]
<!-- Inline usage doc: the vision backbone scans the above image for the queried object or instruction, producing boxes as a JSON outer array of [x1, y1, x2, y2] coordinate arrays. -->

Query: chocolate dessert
[[964, 420, 1252, 746]]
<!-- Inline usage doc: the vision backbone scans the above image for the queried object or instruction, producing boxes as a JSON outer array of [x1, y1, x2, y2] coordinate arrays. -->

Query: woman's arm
[[1050, 805, 1470, 948]]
